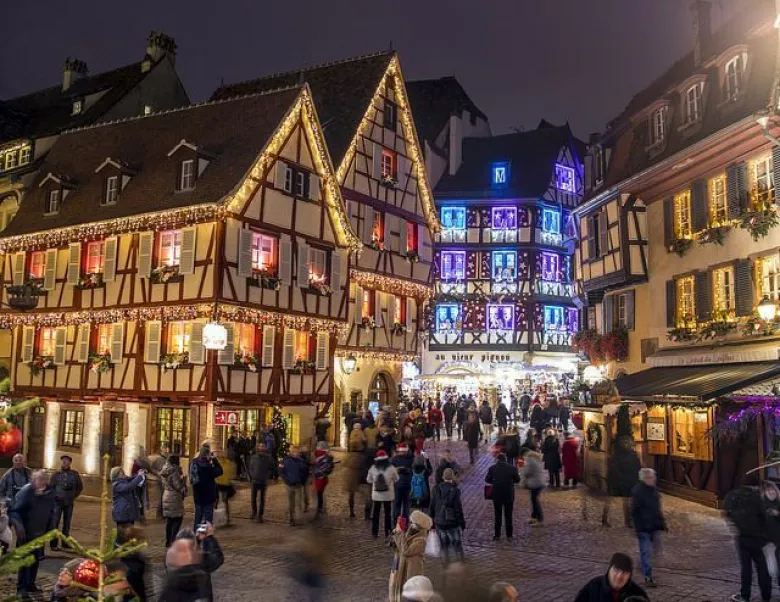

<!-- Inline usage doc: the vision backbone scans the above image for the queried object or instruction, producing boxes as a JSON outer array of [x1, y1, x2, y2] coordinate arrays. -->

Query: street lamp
[[758, 296, 777, 322], [341, 354, 357, 375], [203, 321, 228, 351]]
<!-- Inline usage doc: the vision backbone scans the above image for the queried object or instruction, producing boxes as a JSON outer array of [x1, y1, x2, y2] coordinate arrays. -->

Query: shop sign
[[214, 410, 239, 427]]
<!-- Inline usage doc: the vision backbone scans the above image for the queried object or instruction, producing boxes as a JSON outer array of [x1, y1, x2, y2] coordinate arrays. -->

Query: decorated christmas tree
[[616, 403, 633, 443], [271, 405, 290, 457]]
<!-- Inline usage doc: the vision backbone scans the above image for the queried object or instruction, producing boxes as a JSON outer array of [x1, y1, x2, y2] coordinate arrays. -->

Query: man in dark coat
[[463, 414, 481, 465], [0, 453, 31, 505], [442, 399, 456, 439], [603, 437, 641, 527], [429, 468, 466, 566], [541, 429, 562, 488], [435, 448, 461, 485], [280, 446, 308, 526], [163, 525, 224, 602], [49, 454, 83, 549], [391, 443, 414, 524], [496, 403, 509, 435], [9, 471, 55, 597], [478, 400, 494, 443], [574, 553, 648, 602], [189, 444, 223, 529], [249, 443, 273, 522], [486, 453, 521, 540], [519, 392, 532, 423], [455, 403, 467, 440], [630, 468, 665, 588]]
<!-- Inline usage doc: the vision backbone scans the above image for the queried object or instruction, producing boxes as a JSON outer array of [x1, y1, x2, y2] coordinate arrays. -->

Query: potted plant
[[361, 316, 377, 330], [77, 273, 103, 290], [391, 321, 407, 336], [29, 356, 55, 376], [161, 351, 189, 371], [697, 225, 730, 246], [250, 267, 281, 290], [406, 250, 420, 263], [291, 359, 316, 375], [309, 277, 332, 296], [667, 238, 693, 257], [739, 202, 779, 241], [234, 352, 258, 372], [88, 352, 112, 374], [381, 173, 397, 188], [368, 238, 385, 252], [150, 265, 182, 284]]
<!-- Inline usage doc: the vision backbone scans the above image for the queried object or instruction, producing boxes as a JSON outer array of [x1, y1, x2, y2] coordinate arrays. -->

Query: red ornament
[[0, 422, 22, 457], [74, 559, 106, 590]]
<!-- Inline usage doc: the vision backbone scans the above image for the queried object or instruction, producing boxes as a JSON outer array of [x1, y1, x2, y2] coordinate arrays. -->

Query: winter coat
[[428, 408, 443, 426], [503, 434, 521, 461], [191, 456, 223, 505], [478, 404, 493, 425], [378, 430, 396, 456], [442, 402, 456, 423], [456, 406, 467, 425], [559, 405, 571, 428], [410, 456, 432, 508], [8, 484, 55, 542], [344, 449, 366, 494], [429, 481, 465, 530], [522, 452, 544, 490], [725, 486, 769, 543], [364, 425, 379, 451], [574, 575, 648, 602], [313, 449, 334, 493], [630, 482, 665, 534], [541, 435, 562, 472], [49, 468, 84, 505], [530, 405, 544, 430], [435, 458, 461, 485], [249, 451, 274, 484], [112, 474, 144, 524], [607, 449, 641, 498], [392, 453, 414, 489], [486, 458, 520, 502], [464, 421, 481, 448], [280, 455, 307, 487], [496, 404, 509, 427], [0, 467, 31, 504], [160, 565, 212, 602], [160, 462, 187, 519], [520, 394, 532, 410], [390, 523, 430, 602], [348, 428, 366, 453], [367, 459, 399, 502], [562, 438, 581, 480]]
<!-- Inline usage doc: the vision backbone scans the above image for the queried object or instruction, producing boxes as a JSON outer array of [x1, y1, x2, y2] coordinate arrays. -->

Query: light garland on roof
[[350, 269, 433, 300], [335, 348, 418, 363], [217, 304, 348, 335]]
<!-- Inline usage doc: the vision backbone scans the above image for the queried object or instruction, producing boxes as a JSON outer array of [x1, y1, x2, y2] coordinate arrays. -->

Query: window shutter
[[110, 322, 124, 364], [363, 207, 375, 243], [354, 285, 363, 323], [695, 271, 712, 322], [666, 280, 676, 327], [12, 252, 25, 286], [103, 237, 118, 282], [663, 197, 674, 247], [217, 323, 236, 365], [308, 174, 321, 201], [261, 325, 275, 367], [53, 327, 67, 366], [237, 228, 253, 278], [399, 219, 408, 253], [144, 321, 162, 364], [179, 227, 197, 275], [189, 322, 205, 364], [137, 232, 154, 278], [279, 235, 292, 283], [297, 241, 310, 288], [773, 147, 780, 198], [331, 250, 343, 292], [386, 214, 398, 252], [398, 156, 409, 190], [598, 211, 608, 256], [603, 296, 614, 334], [76, 323, 90, 363], [372, 143, 382, 179], [727, 162, 748, 218], [626, 290, 635, 331], [315, 332, 328, 370], [275, 160, 288, 189], [406, 298, 415, 330], [418, 224, 430, 261], [691, 179, 708, 231], [21, 327, 34, 363], [66, 243, 81, 286], [734, 258, 754, 317], [388, 294, 396, 325], [282, 329, 295, 369], [43, 248, 58, 291], [586, 217, 596, 260], [375, 291, 384, 326]]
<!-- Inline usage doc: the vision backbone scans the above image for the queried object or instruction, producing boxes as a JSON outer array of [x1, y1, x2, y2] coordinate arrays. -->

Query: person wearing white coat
[[367, 450, 400, 539]]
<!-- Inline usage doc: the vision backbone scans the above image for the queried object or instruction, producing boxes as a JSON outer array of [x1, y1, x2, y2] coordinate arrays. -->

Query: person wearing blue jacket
[[391, 443, 413, 525], [110, 466, 146, 527], [281, 446, 308, 526]]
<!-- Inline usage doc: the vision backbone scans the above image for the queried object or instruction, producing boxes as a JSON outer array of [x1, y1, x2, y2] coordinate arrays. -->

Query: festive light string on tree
[[271, 405, 290, 457]]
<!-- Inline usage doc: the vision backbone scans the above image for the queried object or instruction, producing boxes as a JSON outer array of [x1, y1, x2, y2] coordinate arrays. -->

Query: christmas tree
[[271, 405, 290, 457], [616, 403, 633, 443]]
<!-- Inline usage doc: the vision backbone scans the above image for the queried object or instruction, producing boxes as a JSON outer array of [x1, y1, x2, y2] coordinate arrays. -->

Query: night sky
[[2, 0, 742, 139]]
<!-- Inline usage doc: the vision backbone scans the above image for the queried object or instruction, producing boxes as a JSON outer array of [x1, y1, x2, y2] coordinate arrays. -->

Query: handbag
[[213, 506, 228, 528], [424, 532, 441, 558], [484, 484, 493, 500]]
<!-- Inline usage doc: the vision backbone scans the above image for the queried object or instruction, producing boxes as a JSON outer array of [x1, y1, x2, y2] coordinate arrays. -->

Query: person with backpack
[[410, 452, 432, 511], [189, 443, 223, 529], [478, 400, 494, 443], [312, 441, 335, 516], [391, 443, 414, 525], [367, 450, 399, 540], [429, 468, 466, 566]]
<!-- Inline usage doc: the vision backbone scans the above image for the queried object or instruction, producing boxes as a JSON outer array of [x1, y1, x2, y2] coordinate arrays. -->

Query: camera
[[196, 524, 208, 534]]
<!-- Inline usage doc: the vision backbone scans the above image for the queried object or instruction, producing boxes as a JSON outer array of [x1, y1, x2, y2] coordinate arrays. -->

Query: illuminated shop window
[[492, 251, 516, 282], [436, 304, 462, 332], [440, 207, 466, 230], [487, 303, 515, 331], [440, 251, 465, 280]]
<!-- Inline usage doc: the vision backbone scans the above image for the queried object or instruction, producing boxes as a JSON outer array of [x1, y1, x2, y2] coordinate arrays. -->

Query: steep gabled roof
[[211, 51, 395, 166], [0, 87, 302, 239], [435, 123, 581, 199], [406, 76, 489, 147]]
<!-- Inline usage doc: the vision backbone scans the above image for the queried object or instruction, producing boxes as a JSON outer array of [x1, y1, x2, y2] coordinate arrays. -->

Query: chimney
[[143, 31, 177, 71], [691, 1, 712, 68], [448, 114, 463, 176], [62, 57, 88, 92]]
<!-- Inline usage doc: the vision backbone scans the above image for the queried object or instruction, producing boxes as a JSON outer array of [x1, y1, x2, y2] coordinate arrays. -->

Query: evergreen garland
[[271, 405, 290, 457]]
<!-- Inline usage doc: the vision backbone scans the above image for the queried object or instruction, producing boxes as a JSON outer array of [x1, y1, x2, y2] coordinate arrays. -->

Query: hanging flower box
[[249, 268, 281, 290], [667, 326, 697, 343], [234, 353, 258, 372], [309, 279, 332, 296], [698, 319, 736, 341], [161, 352, 189, 371], [290, 359, 316, 375], [381, 174, 398, 189], [76, 272, 103, 290], [368, 239, 386, 252], [361, 316, 377, 330], [667, 238, 693, 257], [407, 250, 420, 263], [391, 322, 408, 336], [29, 356, 55, 376], [697, 225, 730, 246], [6, 280, 43, 311], [88, 352, 112, 374], [739, 204, 779, 241], [742, 314, 780, 337], [150, 265, 183, 284]]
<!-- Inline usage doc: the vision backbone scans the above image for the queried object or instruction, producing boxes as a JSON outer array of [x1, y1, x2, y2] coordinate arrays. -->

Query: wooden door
[[108, 412, 124, 469], [26, 405, 46, 468]]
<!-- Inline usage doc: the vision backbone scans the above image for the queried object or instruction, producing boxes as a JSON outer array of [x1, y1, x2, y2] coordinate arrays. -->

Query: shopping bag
[[424, 532, 441, 558], [213, 506, 228, 529], [765, 543, 778, 578]]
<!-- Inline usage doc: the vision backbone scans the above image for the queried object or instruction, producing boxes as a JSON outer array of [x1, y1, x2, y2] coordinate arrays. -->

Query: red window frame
[[381, 150, 397, 179], [158, 230, 182, 267], [85, 240, 105, 274], [29, 251, 46, 279], [406, 222, 418, 252], [361, 289, 375, 318]]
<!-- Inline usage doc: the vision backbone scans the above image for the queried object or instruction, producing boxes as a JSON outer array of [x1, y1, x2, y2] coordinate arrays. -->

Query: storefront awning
[[615, 361, 780, 402]]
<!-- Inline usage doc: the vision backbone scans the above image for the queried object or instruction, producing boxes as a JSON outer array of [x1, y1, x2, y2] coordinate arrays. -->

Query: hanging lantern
[[341, 354, 357, 375], [757, 296, 777, 322], [0, 421, 22, 457], [203, 321, 228, 351]]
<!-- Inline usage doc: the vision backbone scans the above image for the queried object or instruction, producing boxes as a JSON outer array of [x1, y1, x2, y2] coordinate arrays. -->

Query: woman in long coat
[[345, 423, 366, 518], [541, 429, 562, 488], [561, 433, 581, 488], [390, 510, 432, 601], [160, 455, 187, 547]]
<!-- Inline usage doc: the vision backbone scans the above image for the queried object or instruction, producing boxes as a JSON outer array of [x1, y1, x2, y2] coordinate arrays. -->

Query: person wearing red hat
[[367, 450, 399, 539]]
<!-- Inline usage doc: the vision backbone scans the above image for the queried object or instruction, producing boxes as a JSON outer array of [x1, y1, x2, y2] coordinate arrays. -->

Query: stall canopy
[[615, 362, 780, 402]]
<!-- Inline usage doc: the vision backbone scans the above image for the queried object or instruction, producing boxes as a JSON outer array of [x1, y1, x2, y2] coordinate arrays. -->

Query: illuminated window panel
[[491, 207, 517, 230], [712, 266, 735, 316], [487, 303, 515, 331], [60, 409, 84, 448], [440, 251, 465, 281], [39, 327, 57, 357], [440, 207, 466, 230], [759, 255, 780, 301], [167, 322, 192, 354], [492, 162, 509, 186], [676, 276, 695, 326], [436, 304, 461, 332], [86, 241, 105, 274], [555, 164, 576, 193], [708, 175, 727, 226], [541, 208, 561, 234], [251, 233, 277, 273], [543, 305, 566, 331], [492, 251, 516, 282], [97, 324, 112, 355], [159, 230, 182, 267], [673, 190, 692, 239], [540, 252, 561, 282]]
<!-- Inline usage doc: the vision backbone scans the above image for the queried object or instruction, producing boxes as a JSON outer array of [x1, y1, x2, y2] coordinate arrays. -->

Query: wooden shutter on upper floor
[[586, 217, 596, 260], [331, 250, 345, 293], [666, 280, 676, 327], [625, 290, 635, 330], [179, 227, 197, 275], [603, 296, 614, 334], [189, 322, 205, 364], [12, 252, 25, 286], [386, 215, 398, 252], [217, 323, 236, 365], [282, 329, 295, 369], [773, 147, 780, 197], [375, 291, 384, 326], [727, 162, 748, 219], [261, 325, 275, 367], [237, 229, 254, 278], [297, 241, 310, 289], [399, 219, 408, 253], [695, 271, 712, 322], [103, 237, 118, 282], [144, 321, 161, 364], [690, 179, 708, 232], [66, 243, 81, 286], [315, 332, 329, 371], [663, 198, 674, 247], [53, 327, 67, 365], [308, 174, 321, 202], [279, 235, 292, 283], [137, 232, 154, 278], [418, 224, 431, 262], [734, 258, 754, 317], [363, 207, 375, 243], [110, 322, 124, 364], [388, 294, 396, 326], [398, 156, 409, 191], [598, 211, 608, 256], [21, 327, 34, 363], [44, 248, 57, 291], [76, 323, 90, 363], [371, 143, 382, 179], [354, 285, 363, 323], [406, 298, 415, 331], [275, 160, 288, 190]]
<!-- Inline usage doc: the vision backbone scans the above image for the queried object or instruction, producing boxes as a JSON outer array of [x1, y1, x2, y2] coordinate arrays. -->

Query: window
[[72, 100, 83, 115], [555, 164, 576, 193], [5, 151, 17, 171], [709, 175, 728, 225], [29, 251, 45, 279], [283, 167, 293, 193], [308, 247, 327, 282], [672, 408, 695, 457], [384, 100, 397, 130], [676, 276, 695, 325], [19, 145, 30, 165], [441, 207, 466, 230], [46, 189, 61, 215], [491, 207, 517, 230], [361, 289, 374, 318], [85, 241, 105, 274], [295, 171, 306, 197], [650, 107, 666, 145], [541, 208, 561, 234], [760, 255, 780, 301], [372, 213, 384, 244], [392, 295, 405, 325], [167, 322, 192, 354], [60, 409, 84, 449], [436, 304, 461, 332], [674, 190, 692, 239], [104, 176, 118, 205], [587, 307, 597, 330], [440, 251, 465, 280], [684, 84, 702, 124], [492, 162, 509, 186], [713, 266, 735, 316], [251, 232, 277, 273], [97, 323, 112, 355], [752, 153, 774, 206], [543, 305, 566, 331], [158, 230, 182, 267], [294, 330, 309, 362], [39, 327, 57, 357], [143, 105, 153, 116], [493, 251, 517, 282], [179, 159, 195, 191], [540, 252, 560, 282], [593, 146, 605, 184], [381, 149, 397, 180], [724, 54, 745, 102], [589, 214, 602, 258], [406, 221, 418, 252], [235, 323, 256, 355], [616, 294, 628, 328], [156, 407, 190, 457], [487, 304, 515, 331]]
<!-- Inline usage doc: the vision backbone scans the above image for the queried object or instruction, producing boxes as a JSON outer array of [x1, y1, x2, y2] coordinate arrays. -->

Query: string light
[[335, 348, 417, 363], [351, 269, 433, 300]]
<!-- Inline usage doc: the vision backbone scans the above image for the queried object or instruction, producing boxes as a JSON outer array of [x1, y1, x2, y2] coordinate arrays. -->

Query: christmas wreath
[[586, 423, 603, 451]]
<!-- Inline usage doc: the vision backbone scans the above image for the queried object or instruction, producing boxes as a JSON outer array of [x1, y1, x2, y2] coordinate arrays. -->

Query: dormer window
[[684, 83, 703, 124], [724, 54, 745, 102], [384, 100, 397, 131], [593, 146, 605, 185], [649, 107, 667, 145], [72, 99, 83, 115], [4, 152, 16, 171], [179, 159, 195, 191], [46, 190, 61, 215], [168, 140, 211, 191], [19, 145, 31, 166], [103, 176, 119, 205], [144, 105, 153, 116]]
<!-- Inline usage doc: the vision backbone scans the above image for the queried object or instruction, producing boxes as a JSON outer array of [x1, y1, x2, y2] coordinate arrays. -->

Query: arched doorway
[[368, 372, 396, 416]]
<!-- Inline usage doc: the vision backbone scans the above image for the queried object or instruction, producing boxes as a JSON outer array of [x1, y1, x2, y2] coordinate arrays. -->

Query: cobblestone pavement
[[0, 434, 771, 601]]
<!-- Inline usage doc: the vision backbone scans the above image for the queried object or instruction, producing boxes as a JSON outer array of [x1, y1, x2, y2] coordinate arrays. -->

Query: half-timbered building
[[0, 84, 359, 479], [423, 122, 585, 401], [213, 52, 438, 442]]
